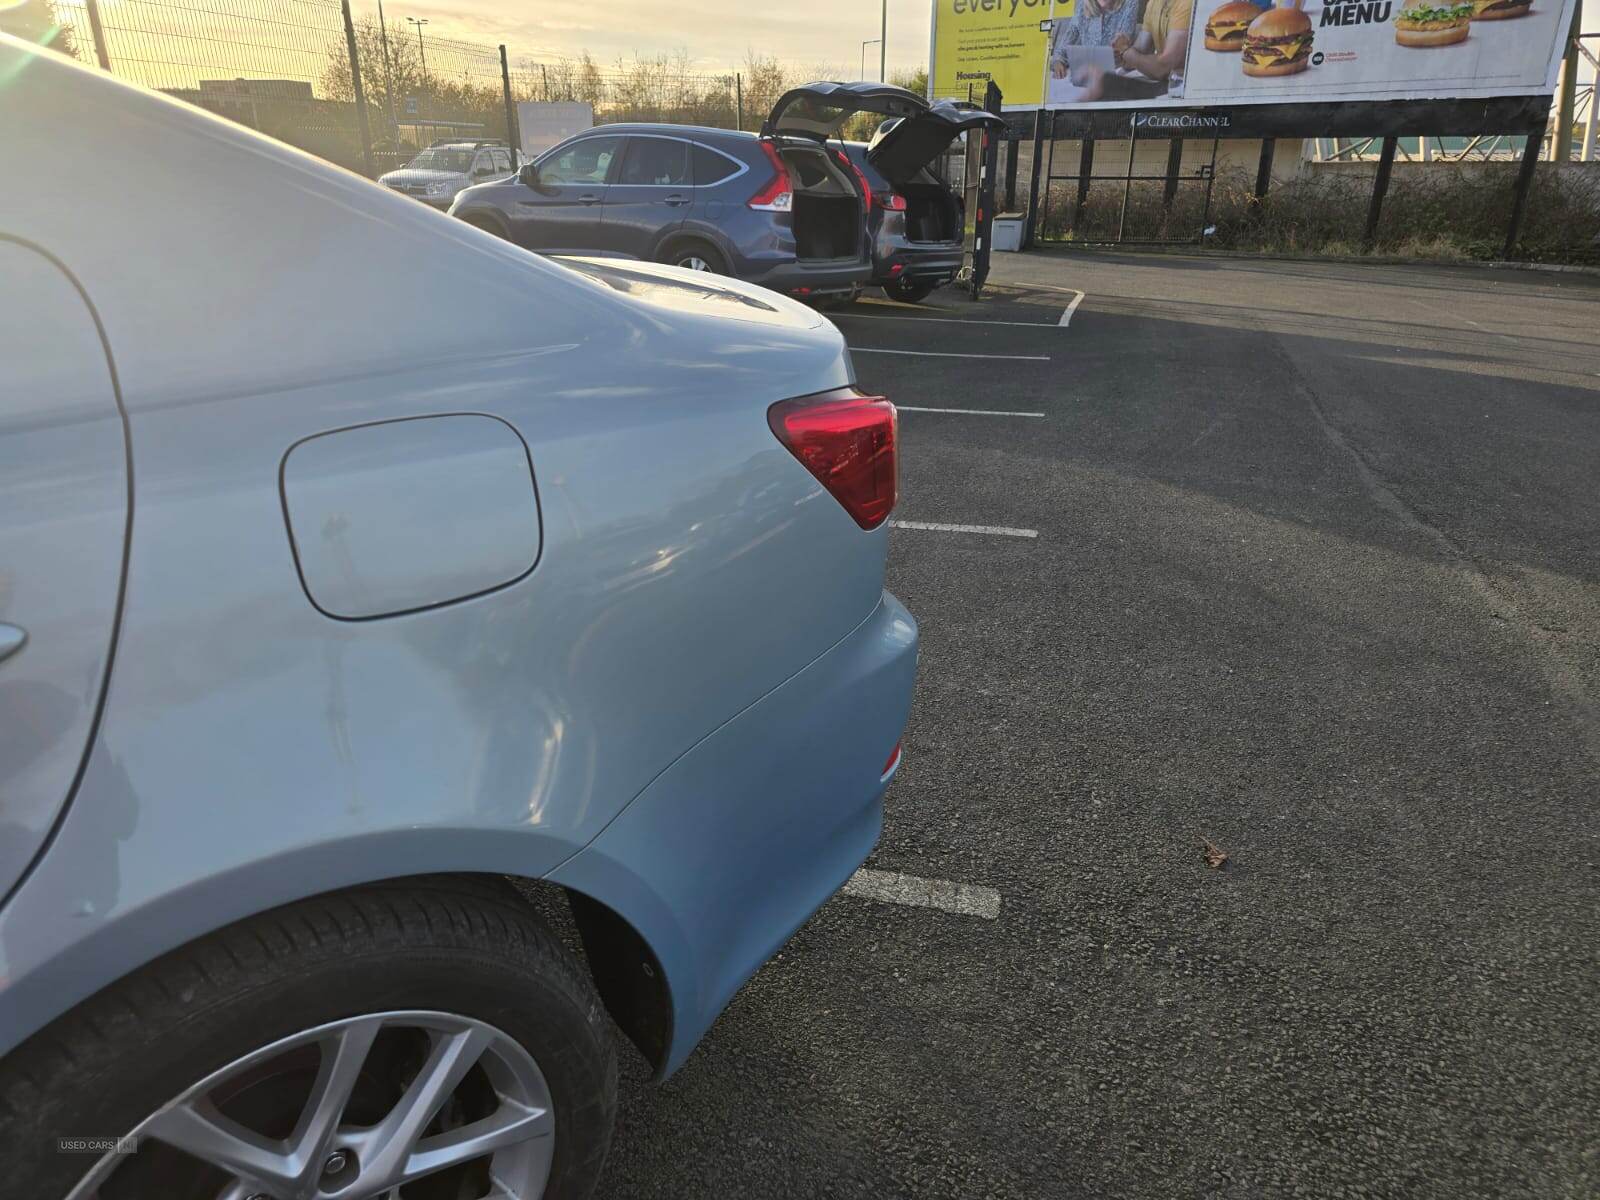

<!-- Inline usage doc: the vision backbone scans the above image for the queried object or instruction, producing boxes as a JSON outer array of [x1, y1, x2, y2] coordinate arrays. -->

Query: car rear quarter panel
[[0, 46, 894, 1057]]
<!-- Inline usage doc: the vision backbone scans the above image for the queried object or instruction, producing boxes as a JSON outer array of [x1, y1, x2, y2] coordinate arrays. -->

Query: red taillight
[[749, 142, 793, 212], [768, 388, 898, 530], [833, 148, 873, 212], [880, 192, 907, 212], [882, 741, 902, 778]]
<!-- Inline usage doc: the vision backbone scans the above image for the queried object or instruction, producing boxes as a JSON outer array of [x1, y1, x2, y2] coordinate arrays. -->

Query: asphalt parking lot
[[595, 251, 1600, 1199]]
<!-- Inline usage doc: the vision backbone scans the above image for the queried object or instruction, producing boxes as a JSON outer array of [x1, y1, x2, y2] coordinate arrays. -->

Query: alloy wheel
[[677, 255, 713, 272], [66, 1011, 555, 1200]]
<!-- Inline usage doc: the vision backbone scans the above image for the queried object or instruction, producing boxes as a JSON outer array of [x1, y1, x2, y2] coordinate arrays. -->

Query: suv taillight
[[879, 192, 908, 212], [749, 142, 793, 212], [832, 148, 873, 212], [768, 389, 897, 530]]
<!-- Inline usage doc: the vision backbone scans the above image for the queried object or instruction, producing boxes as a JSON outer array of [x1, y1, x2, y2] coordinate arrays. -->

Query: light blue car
[[0, 36, 916, 1200]]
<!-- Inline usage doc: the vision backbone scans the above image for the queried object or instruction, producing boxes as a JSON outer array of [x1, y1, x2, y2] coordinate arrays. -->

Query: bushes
[[1037, 162, 1600, 263]]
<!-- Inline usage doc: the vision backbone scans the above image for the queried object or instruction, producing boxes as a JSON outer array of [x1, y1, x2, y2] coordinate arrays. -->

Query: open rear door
[[762, 81, 929, 141], [865, 101, 1007, 188]]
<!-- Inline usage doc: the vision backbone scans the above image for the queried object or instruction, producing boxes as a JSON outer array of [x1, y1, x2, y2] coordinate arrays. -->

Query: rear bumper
[[746, 256, 875, 298], [872, 244, 963, 287], [547, 591, 918, 1077]]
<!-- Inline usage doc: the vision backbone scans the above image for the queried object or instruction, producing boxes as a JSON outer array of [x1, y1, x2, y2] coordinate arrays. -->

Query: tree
[[0, 0, 79, 58]]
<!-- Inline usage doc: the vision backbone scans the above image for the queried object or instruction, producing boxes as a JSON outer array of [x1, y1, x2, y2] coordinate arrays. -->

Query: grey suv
[[379, 139, 516, 209], [449, 82, 1001, 301], [842, 105, 993, 304]]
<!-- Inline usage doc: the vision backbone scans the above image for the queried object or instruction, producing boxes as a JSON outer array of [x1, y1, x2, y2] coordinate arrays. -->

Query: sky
[[370, 0, 935, 78]]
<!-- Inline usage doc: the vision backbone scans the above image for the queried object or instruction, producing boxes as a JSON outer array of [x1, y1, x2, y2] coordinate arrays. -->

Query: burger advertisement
[[1034, 0, 1575, 109]]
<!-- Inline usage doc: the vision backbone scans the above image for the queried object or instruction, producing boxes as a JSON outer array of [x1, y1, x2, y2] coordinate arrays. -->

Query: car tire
[[885, 278, 937, 304], [462, 212, 513, 241], [660, 240, 728, 275], [0, 876, 617, 1200]]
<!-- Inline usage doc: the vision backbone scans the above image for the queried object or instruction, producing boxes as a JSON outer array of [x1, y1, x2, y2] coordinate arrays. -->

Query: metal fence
[[13, 0, 750, 177]]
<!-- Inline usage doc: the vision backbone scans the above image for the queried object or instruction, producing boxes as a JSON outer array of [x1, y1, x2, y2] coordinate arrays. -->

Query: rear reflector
[[882, 741, 902, 778], [881, 192, 908, 212], [768, 388, 898, 531], [748, 141, 794, 212]]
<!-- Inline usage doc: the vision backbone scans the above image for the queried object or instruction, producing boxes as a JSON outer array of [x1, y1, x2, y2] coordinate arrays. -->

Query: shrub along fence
[[1036, 161, 1600, 263]]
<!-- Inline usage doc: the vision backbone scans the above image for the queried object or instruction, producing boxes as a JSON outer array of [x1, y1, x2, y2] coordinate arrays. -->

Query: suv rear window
[[692, 144, 740, 187]]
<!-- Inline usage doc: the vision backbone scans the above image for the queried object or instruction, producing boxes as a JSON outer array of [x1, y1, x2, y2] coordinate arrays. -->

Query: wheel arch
[[655, 230, 729, 270], [0, 833, 680, 1078], [455, 206, 513, 240]]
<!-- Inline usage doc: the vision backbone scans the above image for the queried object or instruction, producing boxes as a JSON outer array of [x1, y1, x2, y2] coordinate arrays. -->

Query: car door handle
[[0, 623, 26, 665], [661, 194, 690, 207], [578, 193, 601, 205]]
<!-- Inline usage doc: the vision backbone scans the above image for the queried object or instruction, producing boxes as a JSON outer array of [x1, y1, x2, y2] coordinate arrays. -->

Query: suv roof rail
[[427, 138, 509, 149]]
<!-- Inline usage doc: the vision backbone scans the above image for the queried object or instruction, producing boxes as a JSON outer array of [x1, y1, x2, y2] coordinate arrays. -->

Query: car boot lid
[[762, 80, 927, 141], [865, 101, 1007, 186]]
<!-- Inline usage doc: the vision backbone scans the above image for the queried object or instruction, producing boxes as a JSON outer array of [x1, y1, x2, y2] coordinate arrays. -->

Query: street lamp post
[[406, 17, 429, 89], [861, 38, 880, 82], [880, 0, 887, 83]]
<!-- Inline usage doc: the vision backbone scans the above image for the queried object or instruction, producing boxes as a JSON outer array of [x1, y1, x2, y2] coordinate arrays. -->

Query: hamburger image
[[1395, 0, 1473, 45], [1241, 6, 1315, 77], [1472, 0, 1531, 17], [1205, 0, 1261, 49]]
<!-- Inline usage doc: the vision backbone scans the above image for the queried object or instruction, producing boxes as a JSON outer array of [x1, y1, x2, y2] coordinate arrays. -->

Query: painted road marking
[[853, 348, 1051, 362], [835, 313, 1060, 329], [898, 406, 1045, 417], [890, 520, 1039, 538], [843, 868, 1002, 920], [1059, 290, 1087, 327]]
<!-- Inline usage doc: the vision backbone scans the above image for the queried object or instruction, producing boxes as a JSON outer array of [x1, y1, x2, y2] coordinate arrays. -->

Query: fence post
[[499, 45, 520, 161], [1023, 108, 1046, 248], [1362, 135, 1397, 251], [1004, 136, 1019, 211], [735, 73, 744, 131], [1503, 126, 1543, 258], [1556, 0, 1581, 160], [83, 0, 111, 69], [339, 0, 374, 176]]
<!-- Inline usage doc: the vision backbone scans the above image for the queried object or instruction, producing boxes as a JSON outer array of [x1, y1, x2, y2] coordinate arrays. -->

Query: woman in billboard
[[1048, 0, 1196, 102]]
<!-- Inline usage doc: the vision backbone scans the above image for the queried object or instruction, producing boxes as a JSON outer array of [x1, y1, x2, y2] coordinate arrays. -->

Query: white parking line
[[1059, 290, 1087, 327], [834, 313, 1059, 329], [842, 868, 1002, 920], [890, 520, 1039, 538], [898, 406, 1045, 417], [853, 348, 1050, 362]]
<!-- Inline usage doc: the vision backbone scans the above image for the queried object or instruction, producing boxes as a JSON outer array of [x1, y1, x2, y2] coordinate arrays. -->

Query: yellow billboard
[[930, 0, 1060, 108]]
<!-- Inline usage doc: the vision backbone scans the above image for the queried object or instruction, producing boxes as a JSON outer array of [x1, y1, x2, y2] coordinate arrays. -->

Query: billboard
[[931, 0, 1055, 104], [931, 0, 1579, 110]]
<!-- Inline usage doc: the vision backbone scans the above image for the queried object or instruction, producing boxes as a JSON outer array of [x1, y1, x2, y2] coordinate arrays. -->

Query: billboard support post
[[1504, 128, 1543, 258], [1074, 137, 1094, 228], [1005, 136, 1020, 210], [1024, 109, 1047, 248], [1163, 139, 1183, 211], [1250, 138, 1276, 221], [1362, 136, 1398, 251]]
